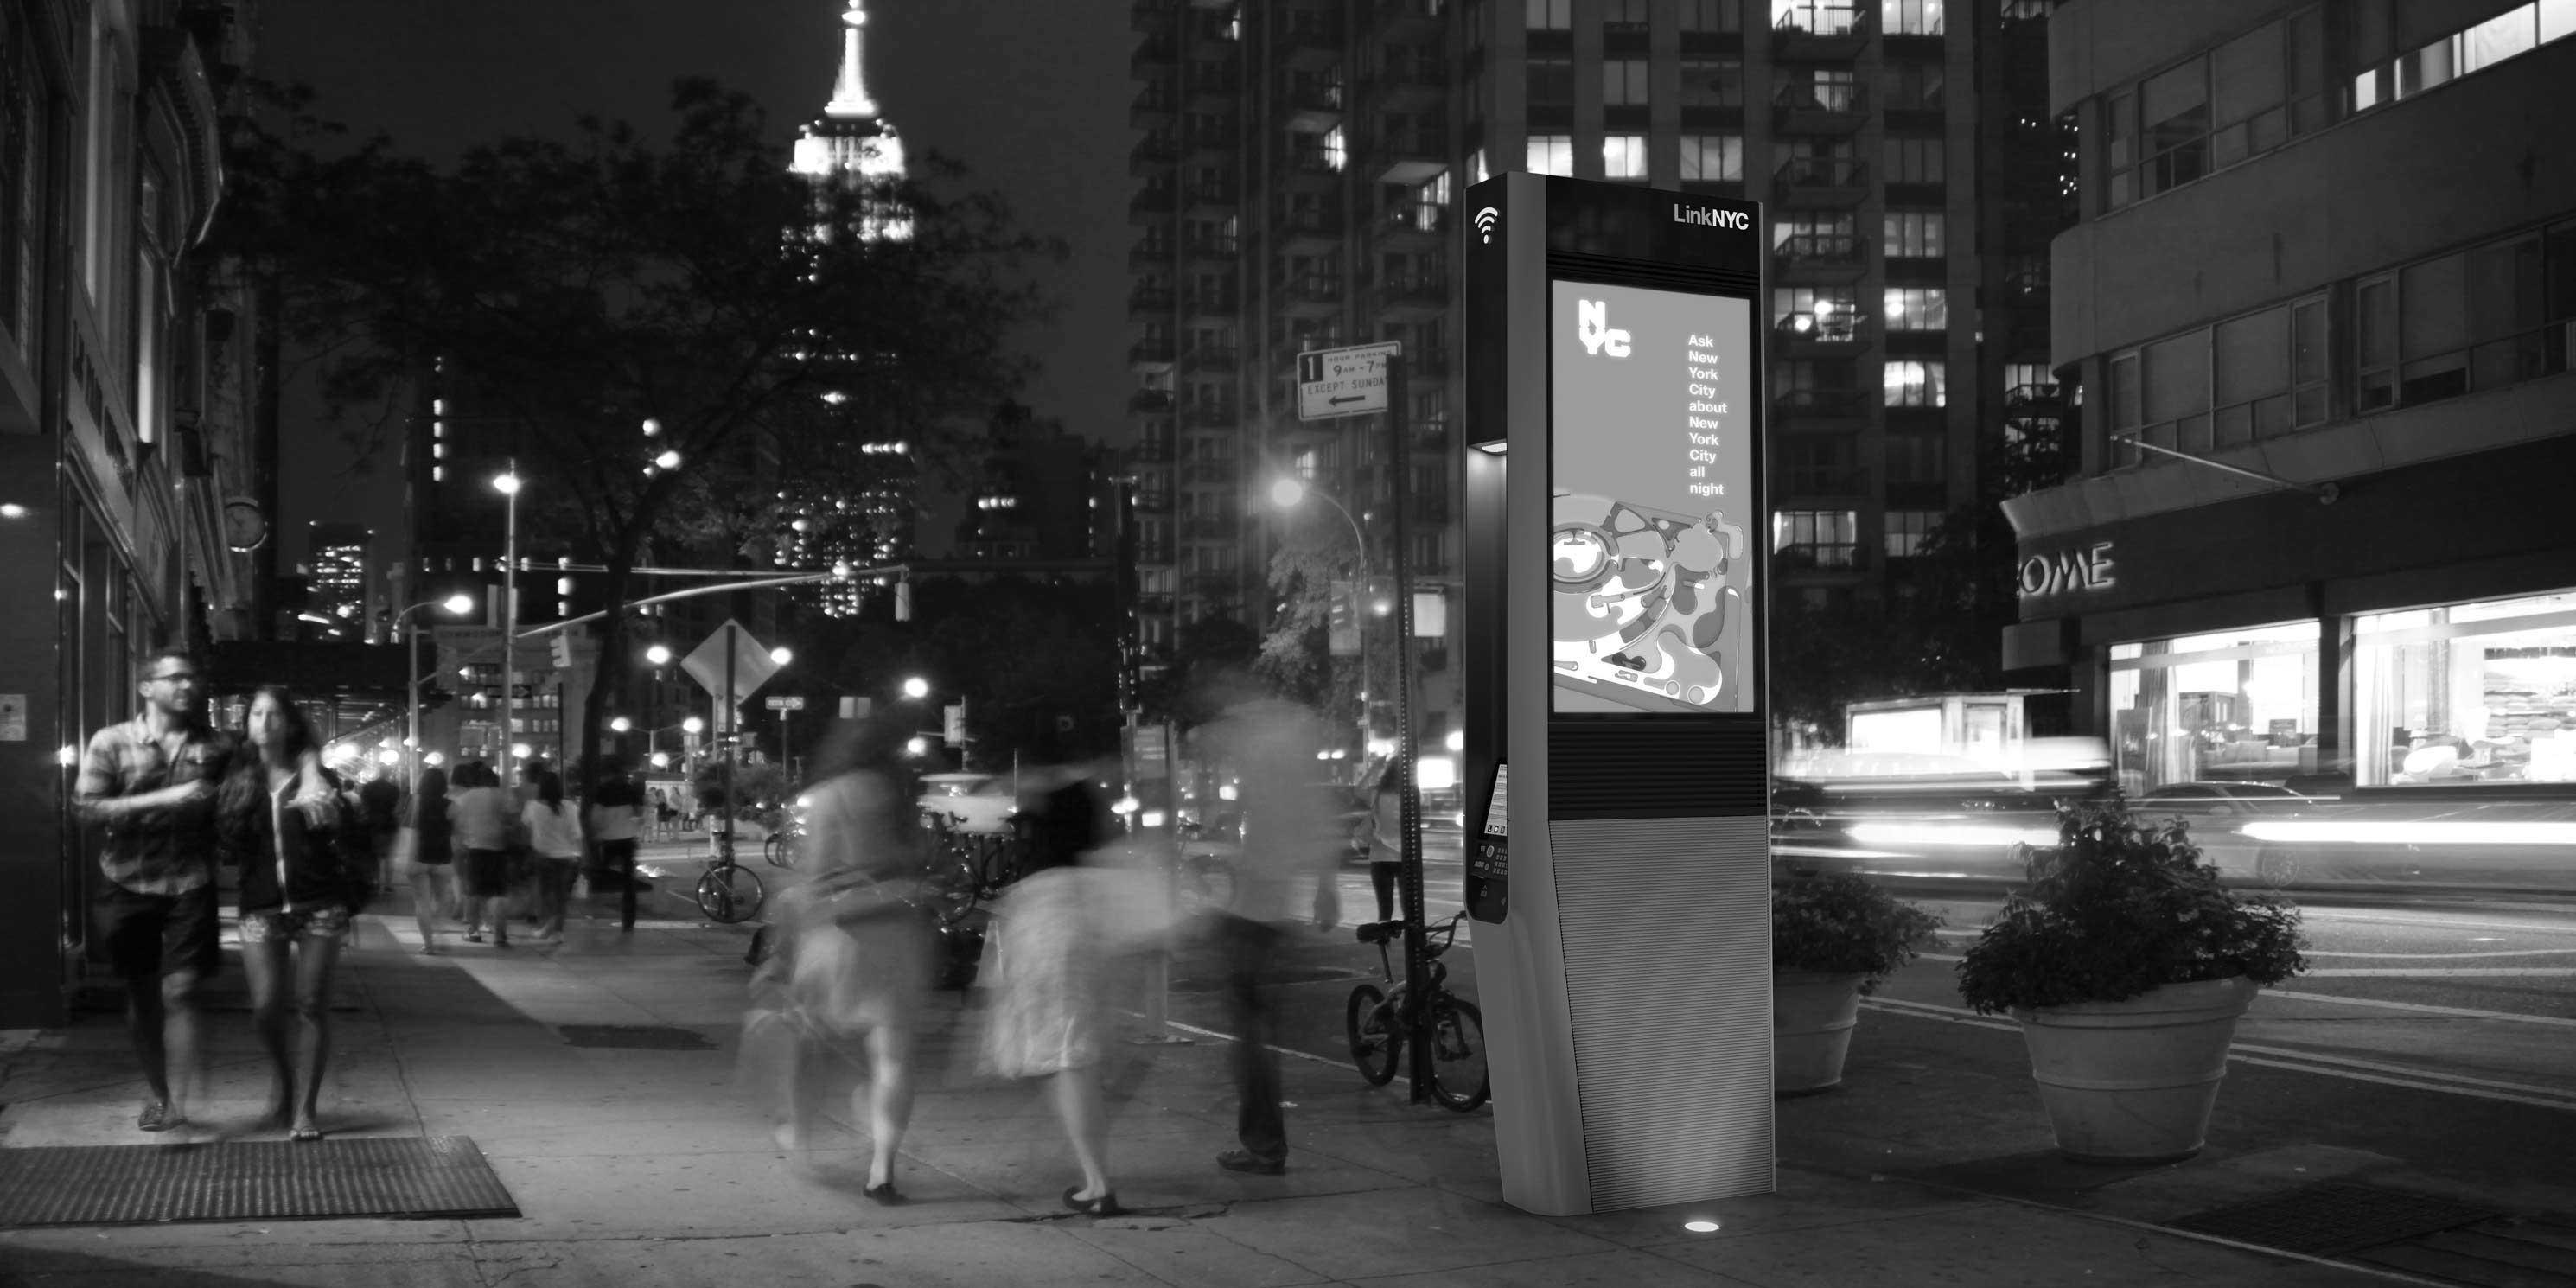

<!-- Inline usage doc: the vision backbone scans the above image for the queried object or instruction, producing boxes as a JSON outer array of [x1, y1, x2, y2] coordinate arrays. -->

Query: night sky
[[259, 0, 1130, 566]]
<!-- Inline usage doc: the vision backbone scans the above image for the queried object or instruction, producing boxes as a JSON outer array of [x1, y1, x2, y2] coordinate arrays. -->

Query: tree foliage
[[216, 78, 1060, 807]]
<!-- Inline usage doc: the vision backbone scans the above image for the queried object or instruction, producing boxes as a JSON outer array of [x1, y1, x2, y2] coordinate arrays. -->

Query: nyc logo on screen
[[1577, 299, 1630, 358]]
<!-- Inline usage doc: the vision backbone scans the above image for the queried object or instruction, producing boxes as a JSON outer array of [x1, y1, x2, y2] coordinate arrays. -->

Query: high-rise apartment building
[[2007, 1, 2576, 800], [1126, 0, 2054, 750], [305, 522, 374, 636]]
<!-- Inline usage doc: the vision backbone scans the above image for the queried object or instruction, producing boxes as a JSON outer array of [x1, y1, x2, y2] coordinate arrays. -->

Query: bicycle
[[919, 809, 1020, 928], [693, 823, 767, 923], [1344, 911, 1489, 1113], [762, 818, 801, 869]]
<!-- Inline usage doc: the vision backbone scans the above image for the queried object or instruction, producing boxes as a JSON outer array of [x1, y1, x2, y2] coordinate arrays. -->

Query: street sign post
[[1296, 341, 1401, 421], [764, 695, 806, 711]]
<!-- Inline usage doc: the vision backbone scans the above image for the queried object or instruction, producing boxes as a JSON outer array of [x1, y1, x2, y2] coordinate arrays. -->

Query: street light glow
[[441, 593, 475, 615], [902, 676, 930, 699], [641, 418, 661, 437], [645, 644, 673, 666], [769, 646, 794, 666], [492, 472, 521, 495], [905, 736, 929, 756], [609, 717, 632, 732], [654, 450, 681, 469], [682, 717, 705, 735], [1267, 476, 1307, 509], [649, 752, 670, 768], [510, 743, 533, 760]]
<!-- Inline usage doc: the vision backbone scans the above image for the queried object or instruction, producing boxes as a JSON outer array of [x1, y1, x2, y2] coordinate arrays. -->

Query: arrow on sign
[[1330, 394, 1368, 405]]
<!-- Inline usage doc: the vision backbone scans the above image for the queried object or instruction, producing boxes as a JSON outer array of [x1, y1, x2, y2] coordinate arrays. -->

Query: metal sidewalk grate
[[2168, 1183, 2498, 1258], [558, 1023, 717, 1050], [0, 1136, 517, 1227]]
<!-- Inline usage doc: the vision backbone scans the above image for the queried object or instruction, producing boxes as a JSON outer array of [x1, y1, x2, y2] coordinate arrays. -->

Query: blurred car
[[2225, 790, 2576, 893], [917, 772, 1019, 834], [2133, 781, 2319, 883]]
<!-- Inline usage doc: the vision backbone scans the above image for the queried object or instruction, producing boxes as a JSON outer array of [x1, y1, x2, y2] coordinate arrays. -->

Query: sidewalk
[[0, 886, 2399, 1288]]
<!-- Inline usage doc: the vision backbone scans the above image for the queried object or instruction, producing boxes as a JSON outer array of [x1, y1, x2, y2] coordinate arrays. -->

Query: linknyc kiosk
[[1461, 174, 1770, 1215]]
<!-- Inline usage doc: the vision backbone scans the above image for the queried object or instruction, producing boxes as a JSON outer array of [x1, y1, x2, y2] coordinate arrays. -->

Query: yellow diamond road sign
[[681, 620, 782, 729]]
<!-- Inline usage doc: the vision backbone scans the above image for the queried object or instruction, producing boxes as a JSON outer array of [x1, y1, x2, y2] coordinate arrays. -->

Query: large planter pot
[[1774, 971, 1869, 1095], [2011, 977, 2259, 1163]]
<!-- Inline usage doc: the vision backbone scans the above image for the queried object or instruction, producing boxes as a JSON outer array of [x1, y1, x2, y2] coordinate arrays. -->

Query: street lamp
[[397, 591, 476, 786], [493, 466, 523, 786], [901, 675, 929, 700], [644, 643, 673, 666]]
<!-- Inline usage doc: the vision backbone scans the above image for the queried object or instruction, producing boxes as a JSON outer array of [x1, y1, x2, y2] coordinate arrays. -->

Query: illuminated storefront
[[2353, 590, 2576, 789], [2109, 622, 2322, 794]]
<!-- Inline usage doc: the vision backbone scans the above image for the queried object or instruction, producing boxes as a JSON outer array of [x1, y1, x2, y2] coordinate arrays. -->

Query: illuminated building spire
[[826, 0, 878, 119]]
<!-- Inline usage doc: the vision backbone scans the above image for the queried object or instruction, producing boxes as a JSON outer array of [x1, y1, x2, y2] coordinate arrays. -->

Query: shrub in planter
[[1771, 870, 1942, 1093], [1956, 795, 2307, 1161]]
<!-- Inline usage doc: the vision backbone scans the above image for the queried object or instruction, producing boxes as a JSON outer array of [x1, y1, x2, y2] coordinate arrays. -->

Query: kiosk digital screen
[[1548, 279, 1757, 716]]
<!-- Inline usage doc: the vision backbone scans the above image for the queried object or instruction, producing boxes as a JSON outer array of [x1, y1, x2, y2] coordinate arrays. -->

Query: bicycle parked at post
[[693, 819, 767, 923], [1345, 911, 1489, 1113], [919, 808, 1020, 928], [762, 812, 801, 869]]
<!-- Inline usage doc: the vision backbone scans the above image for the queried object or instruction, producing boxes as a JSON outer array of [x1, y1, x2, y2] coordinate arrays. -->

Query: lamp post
[[398, 592, 478, 787], [493, 465, 522, 786]]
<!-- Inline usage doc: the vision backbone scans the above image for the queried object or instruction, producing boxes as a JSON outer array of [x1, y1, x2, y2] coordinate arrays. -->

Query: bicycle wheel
[[1345, 985, 1401, 1087], [924, 853, 982, 928], [1426, 997, 1490, 1113], [763, 832, 798, 869], [695, 864, 765, 923]]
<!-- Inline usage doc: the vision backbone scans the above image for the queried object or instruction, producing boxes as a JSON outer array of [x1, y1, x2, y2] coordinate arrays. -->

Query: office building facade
[[2007, 0, 2576, 798]]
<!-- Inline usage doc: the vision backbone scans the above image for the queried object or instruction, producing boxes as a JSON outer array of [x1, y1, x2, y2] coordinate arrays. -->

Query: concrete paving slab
[[1648, 1200, 2389, 1287], [473, 1221, 1180, 1288], [1063, 1216, 1341, 1287], [1197, 1187, 1624, 1283], [1347, 1246, 1760, 1287], [1529, 1168, 1992, 1251], [0, 1220, 473, 1253], [462, 1148, 1023, 1240]]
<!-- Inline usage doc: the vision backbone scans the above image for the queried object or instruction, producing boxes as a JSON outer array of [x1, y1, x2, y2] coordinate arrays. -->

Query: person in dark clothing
[[406, 766, 456, 954], [358, 771, 402, 894], [215, 685, 361, 1141]]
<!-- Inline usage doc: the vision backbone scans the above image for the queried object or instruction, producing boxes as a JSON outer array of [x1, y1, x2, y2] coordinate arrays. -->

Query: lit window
[[1680, 0, 1742, 32], [1771, 509, 1859, 568], [1886, 0, 1943, 36], [1884, 509, 1941, 558], [1884, 360, 1946, 407], [1602, 135, 1648, 181], [1882, 287, 1948, 331], [1884, 210, 1945, 258], [1679, 135, 1743, 182], [1527, 135, 1574, 176]]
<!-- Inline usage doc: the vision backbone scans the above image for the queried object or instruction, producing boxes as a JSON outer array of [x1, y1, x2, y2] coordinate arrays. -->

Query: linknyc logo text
[[1578, 299, 1630, 358], [1674, 204, 1751, 230]]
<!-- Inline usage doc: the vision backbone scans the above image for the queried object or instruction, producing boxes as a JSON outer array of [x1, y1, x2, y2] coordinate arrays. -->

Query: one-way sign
[[1296, 341, 1401, 421]]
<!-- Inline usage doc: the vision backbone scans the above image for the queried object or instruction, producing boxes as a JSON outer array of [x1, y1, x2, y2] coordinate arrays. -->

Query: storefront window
[[2108, 621, 2319, 794], [2354, 589, 2576, 787]]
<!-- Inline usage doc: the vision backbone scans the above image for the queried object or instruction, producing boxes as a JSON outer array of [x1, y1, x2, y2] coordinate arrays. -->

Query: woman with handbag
[[214, 686, 359, 1141], [404, 766, 456, 954], [763, 715, 934, 1203]]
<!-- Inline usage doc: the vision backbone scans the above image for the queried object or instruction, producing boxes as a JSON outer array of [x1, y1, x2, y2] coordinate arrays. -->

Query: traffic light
[[548, 632, 573, 669]]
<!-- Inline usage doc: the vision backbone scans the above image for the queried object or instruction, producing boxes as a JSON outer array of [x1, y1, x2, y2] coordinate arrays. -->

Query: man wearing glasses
[[71, 647, 239, 1132]]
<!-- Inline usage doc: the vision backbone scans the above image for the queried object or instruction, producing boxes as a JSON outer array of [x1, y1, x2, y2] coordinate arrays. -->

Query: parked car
[[917, 772, 1019, 834]]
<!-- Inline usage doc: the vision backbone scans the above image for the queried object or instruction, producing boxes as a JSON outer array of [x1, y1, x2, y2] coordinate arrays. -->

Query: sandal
[[290, 1122, 323, 1143], [137, 1100, 179, 1132], [1062, 1185, 1122, 1216], [862, 1180, 902, 1205]]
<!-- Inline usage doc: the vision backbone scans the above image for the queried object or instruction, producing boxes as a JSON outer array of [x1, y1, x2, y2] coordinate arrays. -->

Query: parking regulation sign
[[1296, 341, 1401, 421]]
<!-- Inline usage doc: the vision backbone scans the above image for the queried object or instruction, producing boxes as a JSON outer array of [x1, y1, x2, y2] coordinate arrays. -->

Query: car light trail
[[1846, 823, 2061, 849], [2238, 820, 2576, 846]]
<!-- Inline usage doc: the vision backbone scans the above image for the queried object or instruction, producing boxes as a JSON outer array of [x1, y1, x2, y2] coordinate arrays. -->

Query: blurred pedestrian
[[590, 766, 649, 928], [215, 686, 363, 1141], [1365, 768, 1408, 925], [1194, 673, 1340, 1176], [72, 647, 274, 1132], [981, 768, 1124, 1215], [521, 768, 583, 943], [403, 765, 456, 954], [755, 715, 934, 1202], [449, 761, 515, 947], [358, 768, 402, 895]]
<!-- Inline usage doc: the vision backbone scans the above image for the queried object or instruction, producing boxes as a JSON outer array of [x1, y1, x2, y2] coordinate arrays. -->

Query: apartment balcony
[[1184, 286, 1239, 321], [1380, 199, 1449, 241], [1278, 83, 1345, 132], [1184, 118, 1237, 158], [1408, 349, 1451, 380], [1131, 37, 1177, 76], [1772, 312, 1872, 356], [1128, 391, 1176, 415], [1182, 399, 1237, 428], [1184, 181, 1239, 215], [1183, 460, 1240, 486], [1185, 571, 1240, 597], [1274, 207, 1344, 252], [1772, 233, 1868, 283], [1770, 4, 1870, 59], [1180, 516, 1236, 539], [1771, 387, 1869, 427], [1129, 137, 1178, 176], [1127, 285, 1175, 316], [1128, 240, 1174, 270], [1128, 188, 1176, 226], [1412, 412, 1451, 453], [1365, 0, 1446, 41], [1274, 19, 1342, 66], [1183, 233, 1240, 265], [1772, 156, 1869, 206], [1771, 82, 1870, 134], [1129, 92, 1176, 130], [1131, 488, 1175, 514], [1183, 66, 1244, 104], [1277, 271, 1344, 314], [1129, 340, 1177, 369], [1373, 271, 1450, 317], [1128, 431, 1176, 464], [1181, 345, 1240, 375], [1371, 126, 1446, 184], [1365, 60, 1446, 112], [2005, 381, 2067, 415], [1184, 8, 1238, 54]]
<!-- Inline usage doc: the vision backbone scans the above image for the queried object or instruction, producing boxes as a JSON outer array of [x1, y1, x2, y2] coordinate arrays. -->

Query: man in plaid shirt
[[72, 646, 237, 1133]]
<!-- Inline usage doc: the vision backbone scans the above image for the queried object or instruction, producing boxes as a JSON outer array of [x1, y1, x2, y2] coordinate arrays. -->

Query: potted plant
[[1771, 870, 1943, 1094], [1956, 795, 2306, 1162]]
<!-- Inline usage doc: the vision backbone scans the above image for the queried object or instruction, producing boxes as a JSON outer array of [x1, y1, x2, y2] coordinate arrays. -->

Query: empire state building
[[791, 0, 909, 240]]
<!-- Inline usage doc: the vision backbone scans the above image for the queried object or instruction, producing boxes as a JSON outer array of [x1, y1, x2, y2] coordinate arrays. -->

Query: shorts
[[92, 883, 221, 985], [239, 905, 354, 945], [462, 848, 514, 897]]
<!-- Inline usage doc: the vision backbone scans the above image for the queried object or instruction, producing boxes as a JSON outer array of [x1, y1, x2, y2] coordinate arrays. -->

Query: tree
[[217, 79, 1058, 811]]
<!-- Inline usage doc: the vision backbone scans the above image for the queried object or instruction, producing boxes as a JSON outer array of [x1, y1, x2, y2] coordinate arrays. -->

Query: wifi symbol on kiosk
[[1475, 207, 1500, 244]]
